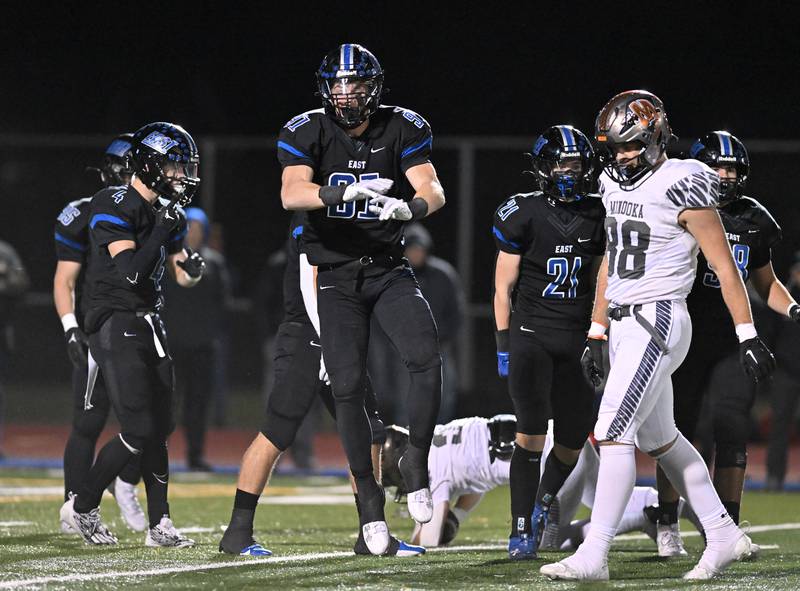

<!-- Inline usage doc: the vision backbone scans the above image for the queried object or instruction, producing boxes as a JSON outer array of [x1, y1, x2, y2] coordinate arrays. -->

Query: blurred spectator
[[208, 222, 231, 426], [163, 208, 232, 471], [0, 240, 30, 457], [368, 223, 465, 424], [256, 240, 318, 470], [766, 254, 800, 490]]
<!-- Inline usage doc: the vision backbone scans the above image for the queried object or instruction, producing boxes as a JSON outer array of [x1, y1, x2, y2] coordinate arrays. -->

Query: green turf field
[[1, 470, 798, 589]]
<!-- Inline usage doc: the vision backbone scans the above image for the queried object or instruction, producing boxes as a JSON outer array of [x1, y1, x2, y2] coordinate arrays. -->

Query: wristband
[[495, 329, 509, 351], [735, 322, 758, 343], [588, 321, 608, 339], [61, 313, 79, 333], [319, 185, 346, 206], [409, 197, 429, 220]]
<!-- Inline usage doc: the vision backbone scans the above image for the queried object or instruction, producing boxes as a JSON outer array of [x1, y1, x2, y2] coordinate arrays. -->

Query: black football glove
[[739, 336, 776, 383], [790, 303, 800, 323], [580, 337, 608, 390], [177, 247, 206, 279], [65, 327, 89, 369], [155, 199, 181, 232]]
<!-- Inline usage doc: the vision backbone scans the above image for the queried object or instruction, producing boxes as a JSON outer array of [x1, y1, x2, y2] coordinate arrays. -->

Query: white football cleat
[[361, 521, 390, 556], [657, 522, 688, 557], [406, 488, 433, 524], [146, 517, 195, 548], [111, 477, 147, 532], [540, 556, 609, 581], [60, 495, 118, 545], [683, 532, 752, 580], [60, 493, 78, 534]]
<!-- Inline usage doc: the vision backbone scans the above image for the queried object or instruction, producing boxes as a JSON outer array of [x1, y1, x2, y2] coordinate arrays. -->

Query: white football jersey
[[427, 417, 509, 504], [599, 159, 719, 305]]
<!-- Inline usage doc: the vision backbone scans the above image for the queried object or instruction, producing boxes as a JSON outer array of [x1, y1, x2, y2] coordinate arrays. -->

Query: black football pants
[[317, 261, 441, 479]]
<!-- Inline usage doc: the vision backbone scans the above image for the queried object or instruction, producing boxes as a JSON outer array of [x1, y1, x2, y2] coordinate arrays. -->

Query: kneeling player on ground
[[493, 125, 605, 559], [54, 134, 146, 534], [218, 213, 423, 557], [60, 122, 205, 547]]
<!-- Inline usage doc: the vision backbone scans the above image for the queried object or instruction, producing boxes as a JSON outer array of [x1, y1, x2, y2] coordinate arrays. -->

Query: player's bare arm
[[590, 254, 610, 327], [493, 251, 520, 332], [53, 260, 82, 319], [749, 261, 798, 317], [405, 162, 446, 216], [280, 165, 323, 210], [679, 207, 753, 326]]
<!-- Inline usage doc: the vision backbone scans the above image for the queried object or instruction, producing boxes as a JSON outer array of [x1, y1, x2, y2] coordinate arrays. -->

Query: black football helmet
[[91, 133, 134, 187], [487, 414, 516, 462], [381, 424, 409, 502], [130, 122, 200, 206], [317, 43, 384, 129], [688, 131, 749, 204], [530, 125, 596, 202]]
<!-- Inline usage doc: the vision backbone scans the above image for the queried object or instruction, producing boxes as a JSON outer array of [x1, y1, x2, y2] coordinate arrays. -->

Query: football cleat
[[354, 532, 425, 557], [60, 492, 78, 535], [683, 532, 752, 580], [398, 453, 433, 524], [657, 522, 688, 557], [530, 502, 550, 555], [538, 497, 562, 550], [362, 521, 390, 556], [60, 495, 117, 545], [239, 542, 272, 557], [508, 533, 536, 560], [145, 517, 195, 548], [540, 557, 609, 581], [109, 477, 147, 532]]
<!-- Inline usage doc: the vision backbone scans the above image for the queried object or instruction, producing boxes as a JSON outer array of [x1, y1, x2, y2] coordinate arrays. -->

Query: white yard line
[[0, 522, 795, 589]]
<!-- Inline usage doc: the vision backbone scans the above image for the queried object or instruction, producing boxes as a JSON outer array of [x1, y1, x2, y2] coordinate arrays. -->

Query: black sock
[[141, 439, 170, 529], [407, 365, 442, 450], [536, 452, 577, 508], [118, 454, 142, 486], [226, 489, 259, 533], [657, 501, 679, 525], [74, 436, 135, 513], [510, 446, 542, 536], [723, 501, 741, 525], [353, 493, 361, 518]]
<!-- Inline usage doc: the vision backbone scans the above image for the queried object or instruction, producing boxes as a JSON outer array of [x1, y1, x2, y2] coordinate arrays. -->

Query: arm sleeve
[[277, 113, 320, 170], [167, 212, 188, 255], [492, 197, 527, 254], [54, 202, 90, 263], [665, 167, 720, 211], [398, 108, 433, 173]]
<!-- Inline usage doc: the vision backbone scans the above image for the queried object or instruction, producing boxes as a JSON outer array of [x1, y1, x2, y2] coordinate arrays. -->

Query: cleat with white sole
[[683, 532, 752, 580], [60, 493, 78, 535], [362, 521, 390, 555], [146, 517, 196, 548], [354, 531, 425, 557], [540, 557, 609, 581], [110, 477, 147, 532], [239, 542, 272, 557], [657, 522, 688, 557], [405, 488, 433, 524], [398, 452, 433, 524], [60, 496, 117, 545]]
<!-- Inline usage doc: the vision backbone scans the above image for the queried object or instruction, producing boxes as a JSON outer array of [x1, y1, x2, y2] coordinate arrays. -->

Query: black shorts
[[261, 321, 385, 450], [87, 311, 175, 448], [507, 316, 593, 449]]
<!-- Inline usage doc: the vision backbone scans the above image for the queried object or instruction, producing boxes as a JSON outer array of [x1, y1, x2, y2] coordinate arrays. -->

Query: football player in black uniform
[[54, 134, 148, 534], [218, 213, 424, 557], [60, 122, 205, 547], [653, 131, 798, 552], [492, 126, 605, 559], [278, 43, 446, 554]]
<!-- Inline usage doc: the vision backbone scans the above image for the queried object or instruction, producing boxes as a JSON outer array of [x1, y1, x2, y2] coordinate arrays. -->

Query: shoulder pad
[[282, 108, 326, 131]]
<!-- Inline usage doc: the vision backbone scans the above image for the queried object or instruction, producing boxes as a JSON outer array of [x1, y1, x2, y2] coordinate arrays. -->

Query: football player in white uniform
[[382, 417, 699, 549], [541, 90, 775, 582]]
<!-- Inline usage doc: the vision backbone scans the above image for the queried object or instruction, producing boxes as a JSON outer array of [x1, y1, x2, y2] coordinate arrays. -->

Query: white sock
[[575, 444, 636, 563], [655, 433, 736, 540]]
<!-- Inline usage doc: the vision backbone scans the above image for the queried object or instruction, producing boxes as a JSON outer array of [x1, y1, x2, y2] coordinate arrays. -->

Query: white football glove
[[319, 353, 330, 386], [367, 195, 413, 221], [342, 178, 394, 203]]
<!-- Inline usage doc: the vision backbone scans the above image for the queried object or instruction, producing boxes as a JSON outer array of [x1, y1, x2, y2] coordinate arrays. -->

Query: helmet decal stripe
[[557, 125, 576, 149], [719, 132, 732, 156], [343, 44, 353, 70]]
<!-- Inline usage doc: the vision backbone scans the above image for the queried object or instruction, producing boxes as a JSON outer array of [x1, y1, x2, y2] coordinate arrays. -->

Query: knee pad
[[329, 365, 366, 403], [712, 403, 750, 446], [72, 409, 108, 441], [261, 412, 301, 452], [636, 423, 679, 455], [404, 345, 442, 374], [715, 443, 747, 470], [120, 413, 154, 449], [118, 432, 146, 454]]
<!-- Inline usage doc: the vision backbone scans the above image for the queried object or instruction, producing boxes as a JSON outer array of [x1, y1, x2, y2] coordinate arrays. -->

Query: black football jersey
[[283, 211, 310, 324], [277, 104, 433, 265], [493, 191, 606, 329], [688, 195, 781, 336], [54, 196, 93, 324], [86, 185, 187, 314]]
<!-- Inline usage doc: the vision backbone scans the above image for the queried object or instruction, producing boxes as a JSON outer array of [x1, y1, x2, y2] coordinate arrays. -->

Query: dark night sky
[[3, 3, 798, 139]]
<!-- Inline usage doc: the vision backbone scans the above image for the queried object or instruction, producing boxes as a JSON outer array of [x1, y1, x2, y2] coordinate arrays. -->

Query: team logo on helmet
[[141, 132, 179, 155]]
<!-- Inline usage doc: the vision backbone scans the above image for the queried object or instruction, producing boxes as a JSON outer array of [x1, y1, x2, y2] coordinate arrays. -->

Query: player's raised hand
[[155, 199, 181, 232], [580, 336, 608, 389], [177, 247, 206, 279], [368, 196, 413, 221], [342, 178, 394, 202], [739, 336, 776, 382]]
